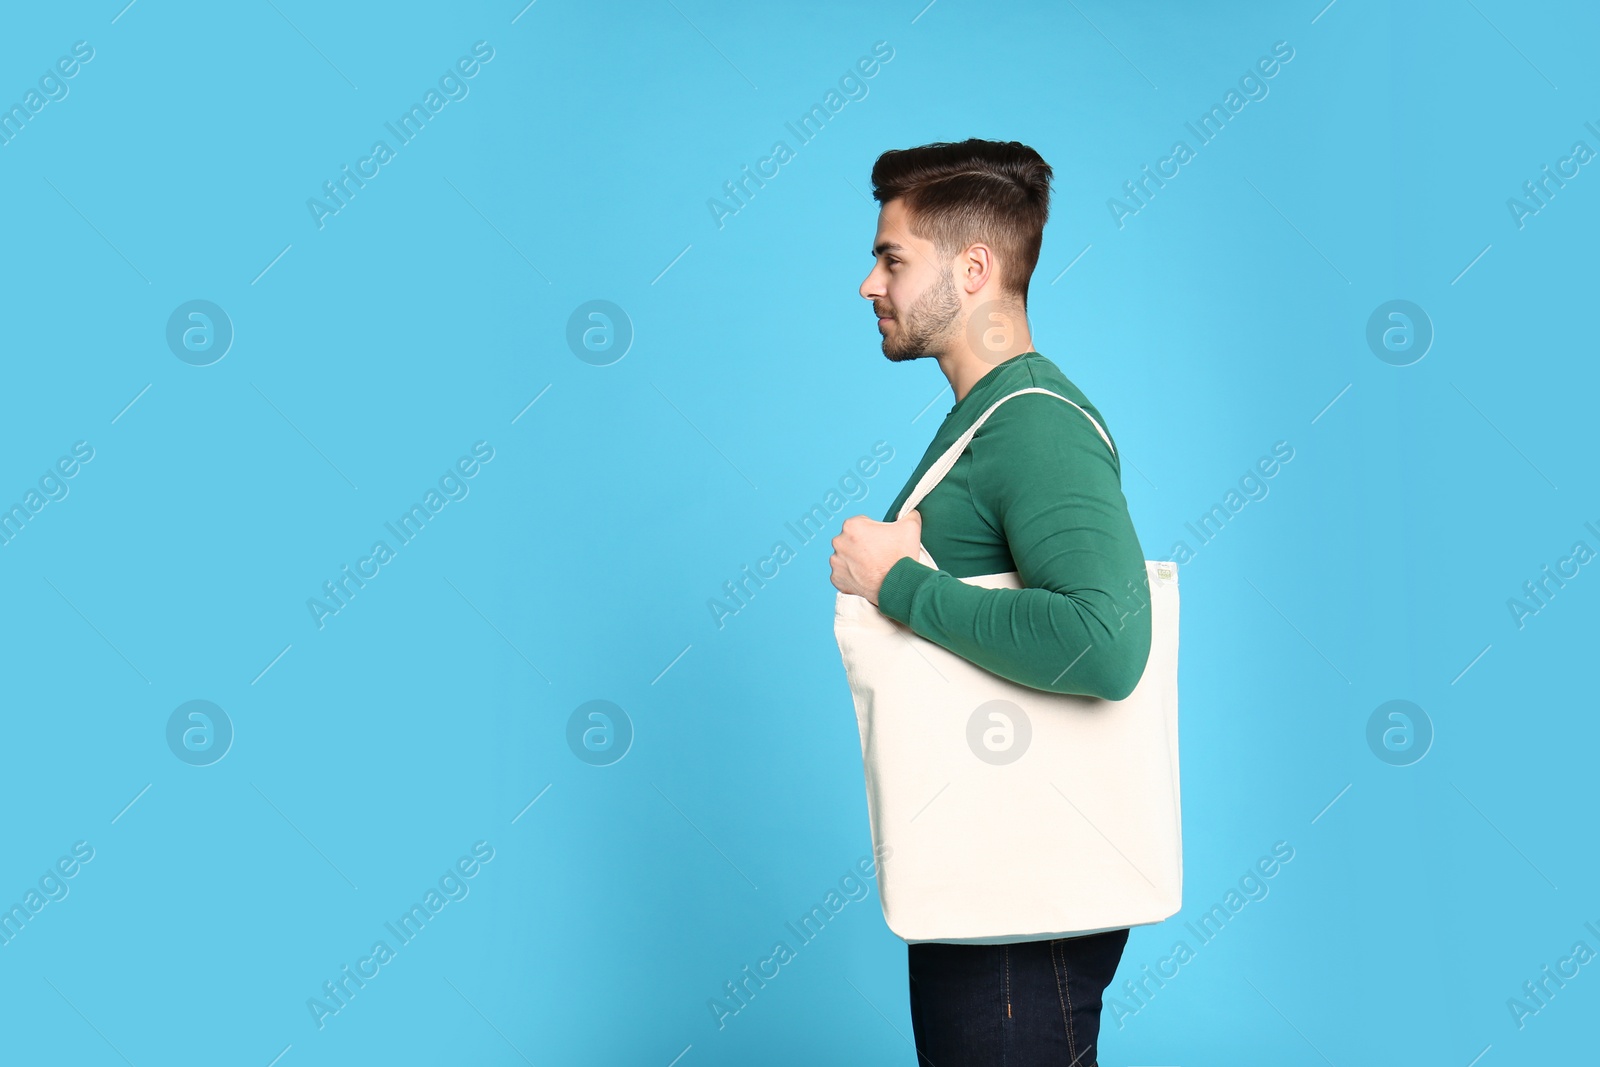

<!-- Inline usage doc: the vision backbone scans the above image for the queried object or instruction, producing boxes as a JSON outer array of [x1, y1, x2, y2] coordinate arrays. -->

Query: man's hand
[[829, 509, 924, 606]]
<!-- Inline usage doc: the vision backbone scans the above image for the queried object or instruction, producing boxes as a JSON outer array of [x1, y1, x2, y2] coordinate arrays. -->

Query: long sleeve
[[874, 391, 1152, 700]]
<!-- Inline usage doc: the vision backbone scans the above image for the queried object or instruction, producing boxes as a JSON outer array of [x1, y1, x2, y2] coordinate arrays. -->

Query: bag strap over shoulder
[[896, 387, 1115, 520]]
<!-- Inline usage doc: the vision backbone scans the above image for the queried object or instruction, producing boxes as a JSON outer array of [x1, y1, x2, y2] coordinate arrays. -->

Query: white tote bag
[[835, 387, 1181, 944]]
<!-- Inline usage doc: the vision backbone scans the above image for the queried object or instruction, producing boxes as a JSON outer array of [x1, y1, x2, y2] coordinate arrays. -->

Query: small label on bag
[[1154, 561, 1176, 584]]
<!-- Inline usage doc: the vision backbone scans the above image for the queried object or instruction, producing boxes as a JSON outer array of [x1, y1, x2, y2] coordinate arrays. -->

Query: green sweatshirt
[[875, 351, 1152, 701]]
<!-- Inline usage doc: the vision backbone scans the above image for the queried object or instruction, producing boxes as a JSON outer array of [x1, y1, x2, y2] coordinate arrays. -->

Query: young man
[[828, 139, 1152, 1066]]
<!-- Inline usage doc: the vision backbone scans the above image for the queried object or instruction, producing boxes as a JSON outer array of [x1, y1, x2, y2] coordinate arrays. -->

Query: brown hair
[[869, 138, 1053, 305]]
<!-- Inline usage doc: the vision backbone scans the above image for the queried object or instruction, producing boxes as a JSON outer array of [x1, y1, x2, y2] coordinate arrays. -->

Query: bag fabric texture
[[834, 386, 1182, 944]]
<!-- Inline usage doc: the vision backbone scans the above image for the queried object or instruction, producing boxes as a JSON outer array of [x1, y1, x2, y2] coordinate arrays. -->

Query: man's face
[[860, 198, 962, 362]]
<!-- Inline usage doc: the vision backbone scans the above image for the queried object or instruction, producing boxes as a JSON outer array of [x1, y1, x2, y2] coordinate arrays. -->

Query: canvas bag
[[834, 386, 1182, 944]]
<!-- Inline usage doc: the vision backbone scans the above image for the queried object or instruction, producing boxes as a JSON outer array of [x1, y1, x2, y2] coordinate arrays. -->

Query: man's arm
[[874, 392, 1152, 700]]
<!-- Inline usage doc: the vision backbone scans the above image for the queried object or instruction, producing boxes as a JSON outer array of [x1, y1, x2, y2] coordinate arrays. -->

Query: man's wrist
[[876, 554, 936, 622]]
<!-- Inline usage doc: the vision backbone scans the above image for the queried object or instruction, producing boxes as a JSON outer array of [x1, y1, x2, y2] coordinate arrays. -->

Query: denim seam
[[1056, 940, 1080, 1064]]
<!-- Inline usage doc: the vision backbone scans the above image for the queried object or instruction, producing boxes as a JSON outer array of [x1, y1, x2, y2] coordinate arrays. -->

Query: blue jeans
[[907, 928, 1129, 1066]]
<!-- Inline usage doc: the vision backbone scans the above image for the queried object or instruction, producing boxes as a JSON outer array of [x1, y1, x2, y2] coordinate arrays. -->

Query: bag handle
[[896, 387, 1115, 522]]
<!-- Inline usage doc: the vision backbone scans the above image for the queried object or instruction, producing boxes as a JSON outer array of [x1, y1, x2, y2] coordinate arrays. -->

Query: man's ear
[[960, 244, 995, 295]]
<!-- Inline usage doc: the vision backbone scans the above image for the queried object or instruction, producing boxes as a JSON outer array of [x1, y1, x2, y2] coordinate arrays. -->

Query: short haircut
[[869, 139, 1053, 304]]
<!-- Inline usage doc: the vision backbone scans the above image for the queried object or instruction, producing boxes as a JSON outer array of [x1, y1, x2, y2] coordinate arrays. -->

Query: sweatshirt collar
[[950, 350, 1037, 415]]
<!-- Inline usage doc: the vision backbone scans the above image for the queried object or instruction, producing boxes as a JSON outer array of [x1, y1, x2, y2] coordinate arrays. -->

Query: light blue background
[[2, 1, 1595, 1063]]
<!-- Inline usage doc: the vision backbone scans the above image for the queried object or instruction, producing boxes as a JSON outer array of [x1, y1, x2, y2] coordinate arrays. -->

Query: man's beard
[[881, 271, 961, 362]]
